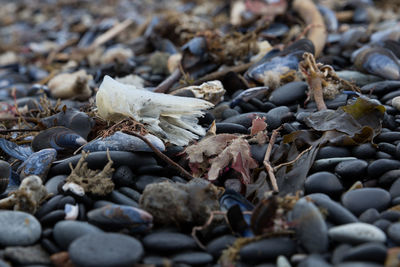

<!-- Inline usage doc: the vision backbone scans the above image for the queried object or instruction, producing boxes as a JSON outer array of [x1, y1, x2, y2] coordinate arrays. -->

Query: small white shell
[[62, 182, 85, 196], [65, 204, 79, 220]]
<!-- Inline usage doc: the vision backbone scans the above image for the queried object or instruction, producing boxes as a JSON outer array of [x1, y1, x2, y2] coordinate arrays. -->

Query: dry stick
[[273, 146, 312, 171], [89, 19, 133, 50], [191, 211, 226, 250], [292, 0, 326, 57], [122, 130, 195, 181], [154, 68, 182, 93], [263, 126, 282, 192]]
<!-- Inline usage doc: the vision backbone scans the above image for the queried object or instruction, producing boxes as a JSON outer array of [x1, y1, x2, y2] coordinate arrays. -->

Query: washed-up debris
[[48, 70, 93, 101]]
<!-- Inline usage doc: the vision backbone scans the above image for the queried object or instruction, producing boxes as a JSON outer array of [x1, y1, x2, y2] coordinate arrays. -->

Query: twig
[[191, 211, 226, 250], [89, 19, 133, 50], [154, 68, 182, 93], [175, 62, 253, 90], [122, 129, 195, 181], [273, 146, 312, 171], [263, 126, 282, 192], [292, 0, 326, 57]]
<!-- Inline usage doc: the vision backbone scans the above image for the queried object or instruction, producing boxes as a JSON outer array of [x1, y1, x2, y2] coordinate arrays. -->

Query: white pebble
[[392, 96, 400, 111], [328, 222, 386, 244]]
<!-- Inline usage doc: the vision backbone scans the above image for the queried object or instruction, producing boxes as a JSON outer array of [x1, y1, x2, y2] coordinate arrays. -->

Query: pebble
[[142, 232, 198, 253], [359, 208, 380, 224], [44, 175, 66, 194], [134, 175, 170, 192], [297, 254, 332, 267], [367, 159, 400, 178], [4, 244, 51, 265], [316, 146, 351, 160], [268, 81, 307, 106], [222, 112, 269, 128], [380, 210, 400, 221], [305, 172, 343, 197], [239, 238, 296, 264], [311, 157, 357, 172], [389, 178, 400, 198], [0, 211, 42, 246], [291, 198, 328, 253], [69, 233, 144, 267], [373, 219, 391, 232], [206, 235, 237, 259], [112, 165, 135, 187], [351, 143, 376, 159], [307, 193, 358, 225], [387, 222, 400, 245], [109, 190, 139, 207], [341, 188, 391, 216], [392, 95, 400, 111], [215, 122, 249, 134], [341, 242, 387, 263], [172, 251, 214, 266], [378, 169, 400, 186], [328, 222, 386, 244], [53, 220, 103, 250], [334, 159, 368, 181]]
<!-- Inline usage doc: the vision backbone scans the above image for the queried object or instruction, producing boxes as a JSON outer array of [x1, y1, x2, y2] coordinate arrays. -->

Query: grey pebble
[[0, 211, 41, 246], [341, 188, 391, 216], [328, 222, 386, 244]]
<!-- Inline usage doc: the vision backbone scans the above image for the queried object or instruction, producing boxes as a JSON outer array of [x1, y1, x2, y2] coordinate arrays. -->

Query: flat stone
[[206, 235, 237, 259], [142, 232, 197, 253], [308, 193, 358, 225], [305, 172, 343, 198], [387, 222, 400, 245], [291, 198, 328, 253], [341, 242, 387, 263], [341, 188, 391, 216], [172, 251, 213, 266], [69, 233, 143, 267], [4, 244, 51, 265], [367, 159, 400, 178], [389, 178, 400, 198], [0, 211, 41, 246], [335, 159, 368, 181], [269, 81, 307, 106], [215, 122, 249, 134], [316, 146, 351, 160], [53, 220, 103, 250], [359, 208, 380, 224], [297, 254, 332, 267], [351, 143, 376, 159], [239, 238, 296, 264], [328, 222, 386, 244]]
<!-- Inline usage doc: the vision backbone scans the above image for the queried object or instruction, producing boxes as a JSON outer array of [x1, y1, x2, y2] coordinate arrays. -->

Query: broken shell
[[62, 182, 85, 196], [48, 70, 93, 101], [17, 148, 57, 181], [32, 127, 87, 152], [354, 47, 400, 80], [230, 86, 270, 108], [65, 204, 79, 220], [88, 204, 153, 233], [0, 138, 33, 161], [171, 80, 226, 105], [83, 131, 165, 153], [96, 76, 214, 146]]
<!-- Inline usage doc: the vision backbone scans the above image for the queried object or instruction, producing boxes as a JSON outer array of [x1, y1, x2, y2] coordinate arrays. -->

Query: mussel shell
[[0, 138, 33, 161], [32, 126, 87, 152], [17, 148, 57, 181], [354, 47, 400, 80]]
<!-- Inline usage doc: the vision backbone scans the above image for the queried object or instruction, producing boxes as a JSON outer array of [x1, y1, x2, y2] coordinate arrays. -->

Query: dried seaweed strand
[[263, 126, 282, 192], [122, 129, 195, 181], [273, 146, 312, 171], [191, 210, 226, 250]]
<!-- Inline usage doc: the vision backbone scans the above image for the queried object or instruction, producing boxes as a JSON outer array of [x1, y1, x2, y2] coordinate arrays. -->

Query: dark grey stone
[[0, 211, 41, 246], [143, 232, 197, 253], [342, 188, 391, 216]]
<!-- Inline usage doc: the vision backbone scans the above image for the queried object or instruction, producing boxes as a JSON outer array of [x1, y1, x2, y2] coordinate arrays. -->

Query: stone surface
[[142, 232, 198, 253], [0, 211, 41, 246], [69, 233, 144, 267], [305, 172, 343, 197], [341, 188, 391, 216], [328, 222, 386, 244]]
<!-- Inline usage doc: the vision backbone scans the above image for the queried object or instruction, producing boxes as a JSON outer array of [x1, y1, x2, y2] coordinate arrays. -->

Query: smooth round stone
[[375, 132, 400, 143], [376, 151, 393, 159], [351, 143, 376, 159], [57, 196, 75, 210], [0, 211, 41, 246], [341, 242, 387, 263], [69, 233, 143, 267], [312, 157, 357, 172], [389, 178, 400, 198], [239, 238, 296, 264], [222, 112, 269, 128], [297, 254, 332, 267], [367, 159, 400, 178], [308, 193, 358, 225], [4, 244, 51, 265], [143, 255, 172, 266], [359, 209, 380, 224], [40, 210, 66, 226], [250, 144, 268, 164], [361, 81, 400, 95], [378, 169, 400, 186], [269, 81, 307, 106], [334, 159, 368, 180], [215, 122, 249, 134], [305, 172, 343, 197], [35, 194, 63, 218], [332, 244, 352, 265], [109, 190, 138, 207], [53, 220, 103, 250], [342, 188, 391, 216], [373, 219, 391, 232], [136, 165, 165, 176], [292, 198, 328, 253], [380, 210, 400, 221], [378, 142, 397, 156], [316, 146, 351, 160], [50, 151, 157, 176], [45, 175, 66, 194], [328, 223, 386, 244], [221, 108, 240, 120], [172, 251, 213, 266], [335, 262, 385, 267], [206, 235, 237, 259], [387, 222, 400, 245], [118, 187, 141, 202], [134, 175, 170, 192], [142, 232, 197, 253], [265, 106, 292, 130], [392, 96, 400, 111], [112, 165, 135, 187]]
